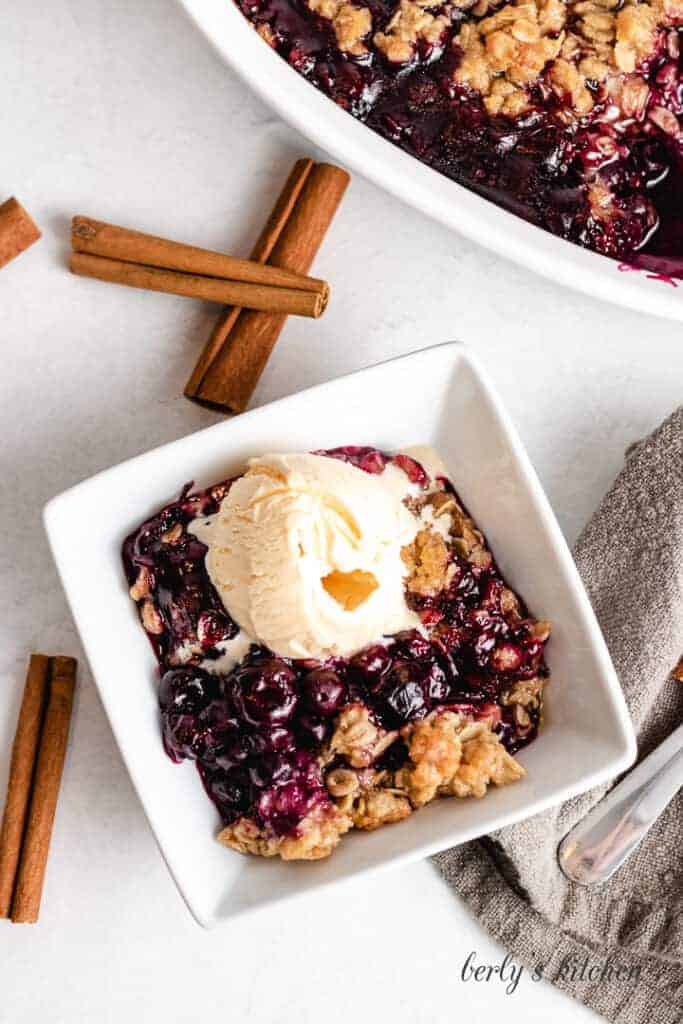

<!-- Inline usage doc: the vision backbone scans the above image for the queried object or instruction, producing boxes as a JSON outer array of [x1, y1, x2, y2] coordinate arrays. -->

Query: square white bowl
[[44, 344, 635, 928]]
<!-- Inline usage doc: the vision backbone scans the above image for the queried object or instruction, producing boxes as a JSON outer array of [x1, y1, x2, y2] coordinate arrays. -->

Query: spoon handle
[[558, 723, 683, 885]]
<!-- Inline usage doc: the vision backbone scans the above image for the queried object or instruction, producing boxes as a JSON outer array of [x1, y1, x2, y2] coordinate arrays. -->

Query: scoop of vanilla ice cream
[[189, 452, 421, 659]]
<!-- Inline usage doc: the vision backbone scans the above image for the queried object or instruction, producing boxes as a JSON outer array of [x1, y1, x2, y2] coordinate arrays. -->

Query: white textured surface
[[0, 1, 680, 1020]]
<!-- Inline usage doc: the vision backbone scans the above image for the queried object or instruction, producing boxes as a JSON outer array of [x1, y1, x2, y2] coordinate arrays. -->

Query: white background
[[1, 1, 681, 1021]]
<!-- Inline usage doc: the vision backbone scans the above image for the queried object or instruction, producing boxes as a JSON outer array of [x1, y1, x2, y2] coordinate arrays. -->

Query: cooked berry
[[213, 720, 254, 769], [251, 724, 296, 754], [302, 668, 347, 715], [256, 776, 323, 836], [231, 660, 298, 725], [196, 609, 236, 649], [247, 753, 295, 789], [394, 629, 432, 660], [423, 659, 451, 702], [162, 713, 203, 762], [393, 453, 428, 486], [158, 667, 218, 714], [203, 765, 252, 814], [349, 643, 391, 681], [296, 712, 331, 748], [379, 659, 429, 725]]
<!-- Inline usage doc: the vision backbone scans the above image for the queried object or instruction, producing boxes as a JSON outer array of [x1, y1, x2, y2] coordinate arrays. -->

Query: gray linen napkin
[[435, 407, 683, 1024]]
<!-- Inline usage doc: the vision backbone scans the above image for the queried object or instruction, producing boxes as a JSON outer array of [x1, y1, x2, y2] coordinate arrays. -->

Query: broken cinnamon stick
[[10, 656, 77, 924], [184, 159, 350, 414], [0, 655, 50, 917], [0, 198, 41, 269], [70, 251, 327, 318], [71, 216, 329, 298]]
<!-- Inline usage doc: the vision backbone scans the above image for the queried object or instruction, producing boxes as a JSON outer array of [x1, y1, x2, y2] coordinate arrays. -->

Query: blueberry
[[302, 669, 346, 716], [196, 609, 236, 649], [472, 630, 498, 666], [394, 629, 432, 660], [207, 767, 251, 811], [490, 642, 523, 673], [247, 753, 294, 789], [385, 680, 427, 724], [257, 780, 319, 836], [199, 699, 234, 733], [296, 713, 330, 749], [231, 660, 298, 725], [318, 446, 389, 475], [162, 712, 203, 762], [349, 644, 391, 685], [159, 667, 217, 714], [459, 671, 498, 701], [392, 453, 428, 486], [213, 719, 254, 770], [379, 659, 428, 725], [251, 724, 295, 754]]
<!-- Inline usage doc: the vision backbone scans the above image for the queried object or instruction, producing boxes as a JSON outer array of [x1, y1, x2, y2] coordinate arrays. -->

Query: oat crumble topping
[[454, 0, 566, 115], [307, 0, 373, 52], [374, 0, 452, 62], [328, 703, 398, 766], [395, 711, 466, 805], [441, 719, 526, 797], [503, 675, 546, 707], [351, 788, 413, 829], [129, 566, 152, 602], [402, 528, 451, 595], [452, 0, 676, 116], [219, 804, 353, 860], [393, 711, 526, 804]]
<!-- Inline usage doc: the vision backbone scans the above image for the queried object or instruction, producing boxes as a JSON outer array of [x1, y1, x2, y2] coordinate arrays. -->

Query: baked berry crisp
[[235, 0, 683, 272], [123, 446, 551, 861]]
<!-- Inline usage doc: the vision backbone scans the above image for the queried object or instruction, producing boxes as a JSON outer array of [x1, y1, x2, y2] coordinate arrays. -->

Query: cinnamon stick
[[184, 158, 314, 403], [70, 251, 327, 318], [0, 655, 50, 917], [11, 656, 77, 924], [184, 160, 350, 414], [0, 197, 41, 269], [71, 216, 329, 298]]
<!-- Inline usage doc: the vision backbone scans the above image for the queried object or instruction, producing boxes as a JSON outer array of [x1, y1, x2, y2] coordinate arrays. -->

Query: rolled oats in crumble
[[375, 0, 452, 62], [328, 704, 398, 767]]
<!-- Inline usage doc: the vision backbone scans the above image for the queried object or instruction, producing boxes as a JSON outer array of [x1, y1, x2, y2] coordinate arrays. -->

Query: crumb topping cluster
[[452, 0, 678, 116], [308, 0, 373, 53], [454, 0, 566, 115], [374, 0, 452, 62]]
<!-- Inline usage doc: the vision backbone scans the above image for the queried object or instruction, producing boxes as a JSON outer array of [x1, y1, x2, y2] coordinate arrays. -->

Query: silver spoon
[[558, 722, 683, 885]]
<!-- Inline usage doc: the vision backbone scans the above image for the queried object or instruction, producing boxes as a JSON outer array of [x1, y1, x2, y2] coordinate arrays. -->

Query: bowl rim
[[43, 344, 637, 926], [175, 0, 683, 323]]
